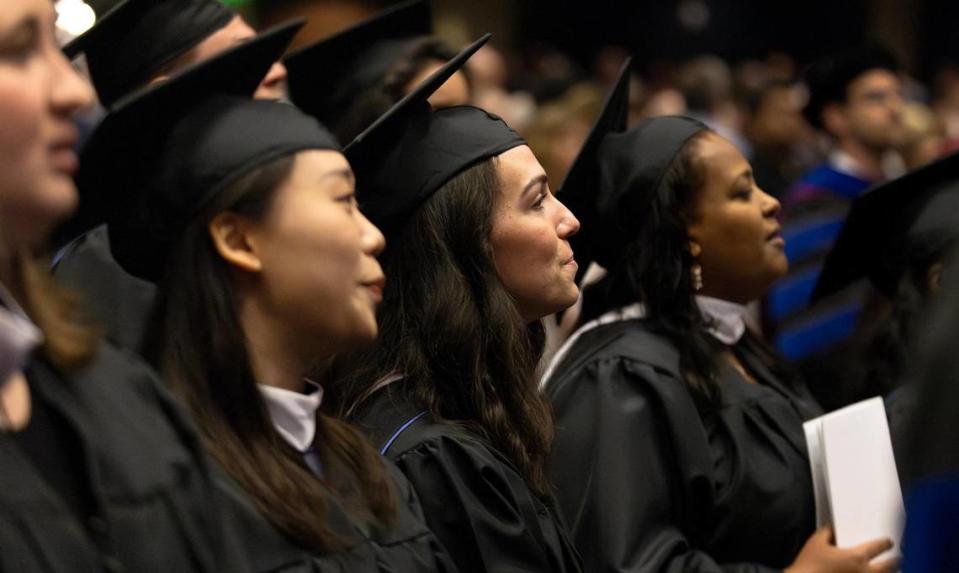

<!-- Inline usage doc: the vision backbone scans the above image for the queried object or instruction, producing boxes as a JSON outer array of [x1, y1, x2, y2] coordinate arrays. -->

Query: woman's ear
[[208, 212, 262, 273]]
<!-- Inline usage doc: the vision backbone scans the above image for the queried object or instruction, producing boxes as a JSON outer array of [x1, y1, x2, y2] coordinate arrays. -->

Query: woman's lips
[[362, 277, 385, 303], [49, 128, 80, 176], [50, 148, 79, 176], [767, 230, 785, 248]]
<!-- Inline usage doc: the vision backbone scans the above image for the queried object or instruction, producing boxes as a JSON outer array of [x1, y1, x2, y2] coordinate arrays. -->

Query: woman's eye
[[532, 192, 547, 211], [336, 194, 355, 212]]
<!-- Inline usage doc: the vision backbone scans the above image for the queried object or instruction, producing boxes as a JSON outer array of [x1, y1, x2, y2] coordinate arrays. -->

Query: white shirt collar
[[829, 150, 873, 180], [0, 282, 43, 382], [257, 379, 324, 453], [540, 295, 747, 388], [694, 295, 747, 346]]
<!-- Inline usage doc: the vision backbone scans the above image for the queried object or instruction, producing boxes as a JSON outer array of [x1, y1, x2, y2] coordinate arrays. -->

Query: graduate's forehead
[[496, 145, 547, 192]]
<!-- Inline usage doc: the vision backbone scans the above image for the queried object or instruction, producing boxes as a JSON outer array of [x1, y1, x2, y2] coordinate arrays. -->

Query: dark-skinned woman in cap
[[541, 62, 899, 573]]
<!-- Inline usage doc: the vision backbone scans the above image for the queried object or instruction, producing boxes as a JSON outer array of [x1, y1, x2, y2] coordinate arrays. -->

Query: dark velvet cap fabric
[[342, 34, 526, 238], [558, 58, 632, 280], [814, 151, 959, 300], [76, 20, 339, 282], [285, 0, 431, 131], [63, 0, 235, 107], [590, 116, 709, 269]]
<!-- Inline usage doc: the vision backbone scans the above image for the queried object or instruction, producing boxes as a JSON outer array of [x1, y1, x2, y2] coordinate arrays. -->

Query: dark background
[[86, 0, 959, 82]]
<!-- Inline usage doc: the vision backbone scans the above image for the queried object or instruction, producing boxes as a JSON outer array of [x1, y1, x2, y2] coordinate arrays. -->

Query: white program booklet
[[803, 396, 904, 560]]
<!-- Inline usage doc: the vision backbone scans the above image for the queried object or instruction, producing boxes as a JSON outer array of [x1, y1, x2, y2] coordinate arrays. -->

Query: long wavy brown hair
[[328, 158, 555, 498], [146, 155, 396, 551]]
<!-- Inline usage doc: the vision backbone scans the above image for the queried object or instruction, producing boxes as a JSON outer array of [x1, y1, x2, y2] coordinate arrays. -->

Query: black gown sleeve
[[114, 349, 260, 573], [548, 356, 781, 573], [391, 433, 571, 573]]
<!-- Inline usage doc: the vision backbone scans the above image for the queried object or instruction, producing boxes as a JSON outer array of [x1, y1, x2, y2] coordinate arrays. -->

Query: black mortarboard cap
[[559, 58, 632, 282], [590, 116, 709, 269], [813, 151, 959, 300], [77, 19, 340, 282], [63, 0, 235, 107], [285, 0, 432, 129], [802, 44, 900, 130], [343, 33, 525, 238]]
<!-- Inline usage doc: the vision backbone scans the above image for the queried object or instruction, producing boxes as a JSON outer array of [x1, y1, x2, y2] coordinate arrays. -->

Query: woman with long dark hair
[[327, 36, 583, 573], [0, 1, 255, 571], [541, 63, 898, 572], [77, 26, 455, 572]]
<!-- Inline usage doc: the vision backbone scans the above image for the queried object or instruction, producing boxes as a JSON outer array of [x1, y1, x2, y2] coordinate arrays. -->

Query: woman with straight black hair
[[327, 35, 583, 573], [541, 63, 899, 573], [77, 24, 455, 573]]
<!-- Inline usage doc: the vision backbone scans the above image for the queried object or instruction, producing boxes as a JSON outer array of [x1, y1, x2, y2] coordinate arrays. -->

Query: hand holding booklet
[[803, 397, 905, 560]]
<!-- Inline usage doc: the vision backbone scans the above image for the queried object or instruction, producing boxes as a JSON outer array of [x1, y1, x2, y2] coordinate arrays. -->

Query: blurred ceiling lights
[[56, 0, 97, 37]]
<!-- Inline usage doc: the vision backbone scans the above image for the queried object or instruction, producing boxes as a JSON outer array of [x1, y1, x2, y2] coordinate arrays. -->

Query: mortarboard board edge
[[345, 32, 492, 151]]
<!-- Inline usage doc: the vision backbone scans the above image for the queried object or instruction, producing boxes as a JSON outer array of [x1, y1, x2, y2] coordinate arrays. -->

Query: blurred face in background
[[748, 84, 812, 154], [826, 69, 905, 152], [154, 15, 289, 101], [405, 61, 470, 109], [0, 0, 93, 252]]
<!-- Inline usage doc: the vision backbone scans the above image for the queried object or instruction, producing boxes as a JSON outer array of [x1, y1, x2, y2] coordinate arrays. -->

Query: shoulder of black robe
[[212, 460, 457, 573], [52, 225, 156, 354], [352, 382, 583, 573], [543, 319, 814, 572], [5, 342, 253, 573], [0, 435, 103, 572]]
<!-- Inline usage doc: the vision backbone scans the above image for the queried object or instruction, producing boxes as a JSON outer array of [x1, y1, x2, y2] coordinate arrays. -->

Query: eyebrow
[[320, 168, 355, 184], [735, 169, 754, 184], [521, 174, 548, 198], [0, 15, 39, 42]]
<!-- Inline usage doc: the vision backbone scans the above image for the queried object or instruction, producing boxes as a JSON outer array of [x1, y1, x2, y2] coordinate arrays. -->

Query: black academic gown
[[52, 225, 156, 353], [212, 462, 459, 573], [353, 383, 584, 573], [0, 343, 251, 573], [544, 319, 822, 572]]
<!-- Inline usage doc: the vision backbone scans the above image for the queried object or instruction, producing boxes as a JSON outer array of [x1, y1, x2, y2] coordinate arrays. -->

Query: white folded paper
[[803, 396, 904, 560]]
